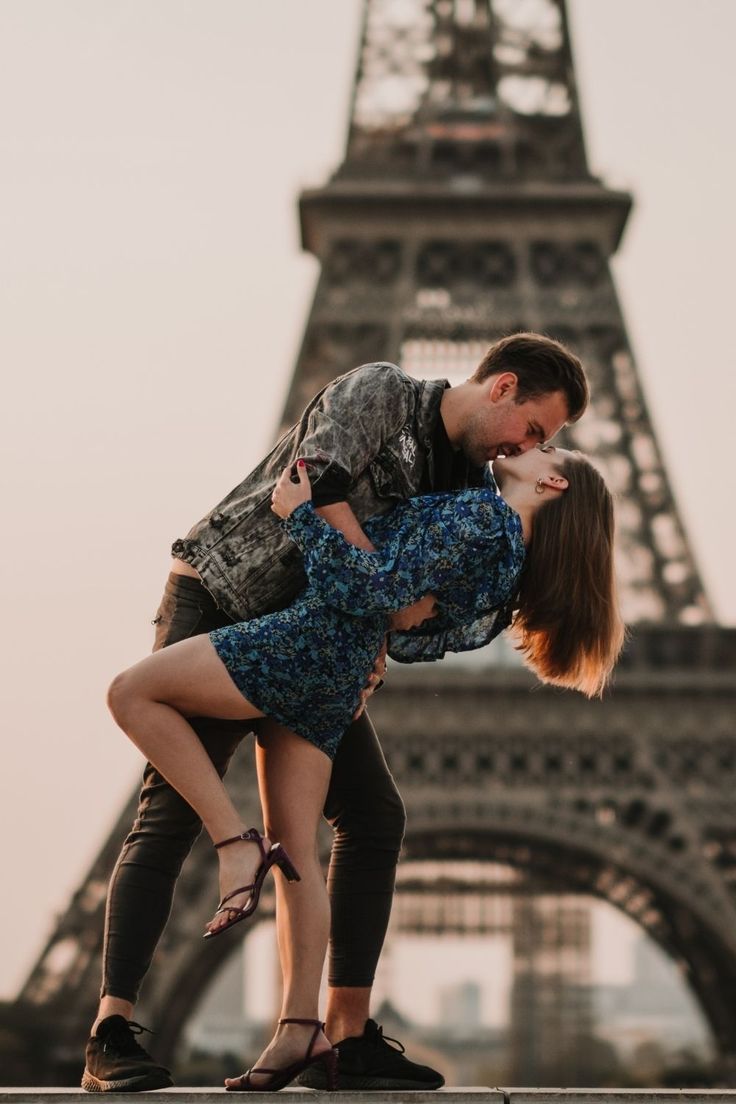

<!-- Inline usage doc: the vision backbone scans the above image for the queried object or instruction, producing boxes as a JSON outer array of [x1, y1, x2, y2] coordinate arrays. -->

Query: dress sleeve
[[281, 500, 451, 614], [282, 489, 519, 618], [387, 608, 513, 663]]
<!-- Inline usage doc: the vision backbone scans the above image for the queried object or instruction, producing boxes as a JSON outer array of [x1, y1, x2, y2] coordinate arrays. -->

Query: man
[[82, 331, 588, 1092]]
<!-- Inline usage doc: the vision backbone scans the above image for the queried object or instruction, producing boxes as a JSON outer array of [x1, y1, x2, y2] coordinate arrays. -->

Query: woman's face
[[493, 445, 573, 489]]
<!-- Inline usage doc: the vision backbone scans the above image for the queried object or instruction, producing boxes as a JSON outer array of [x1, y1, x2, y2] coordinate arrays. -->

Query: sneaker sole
[[299, 1071, 445, 1091], [81, 1068, 174, 1093]]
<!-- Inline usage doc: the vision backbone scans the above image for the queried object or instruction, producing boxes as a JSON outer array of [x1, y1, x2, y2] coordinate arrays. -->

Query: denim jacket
[[172, 362, 487, 622]]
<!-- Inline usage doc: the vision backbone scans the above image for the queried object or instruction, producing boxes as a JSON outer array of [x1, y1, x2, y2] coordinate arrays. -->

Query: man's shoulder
[[331, 361, 411, 389], [327, 362, 450, 411], [320, 362, 419, 427]]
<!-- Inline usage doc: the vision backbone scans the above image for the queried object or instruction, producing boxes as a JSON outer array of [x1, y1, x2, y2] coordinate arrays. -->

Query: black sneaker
[[297, 1018, 445, 1090], [81, 1015, 173, 1092]]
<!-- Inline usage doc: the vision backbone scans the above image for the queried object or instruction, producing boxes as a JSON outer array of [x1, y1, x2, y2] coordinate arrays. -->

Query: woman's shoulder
[[431, 486, 519, 527], [369, 485, 521, 545]]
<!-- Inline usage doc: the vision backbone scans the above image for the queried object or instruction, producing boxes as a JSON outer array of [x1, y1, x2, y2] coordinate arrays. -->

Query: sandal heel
[[322, 1047, 339, 1091], [226, 1017, 332, 1092], [270, 843, 301, 882]]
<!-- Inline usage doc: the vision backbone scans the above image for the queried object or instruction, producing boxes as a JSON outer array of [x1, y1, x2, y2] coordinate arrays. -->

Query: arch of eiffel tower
[[15, 0, 736, 1082]]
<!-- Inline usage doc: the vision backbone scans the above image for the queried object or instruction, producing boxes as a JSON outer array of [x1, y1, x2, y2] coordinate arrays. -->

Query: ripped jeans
[[101, 571, 406, 1001]]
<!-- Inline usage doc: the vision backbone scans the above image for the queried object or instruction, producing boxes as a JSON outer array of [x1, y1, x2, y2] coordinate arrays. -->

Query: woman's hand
[[270, 460, 312, 519], [353, 639, 388, 721]]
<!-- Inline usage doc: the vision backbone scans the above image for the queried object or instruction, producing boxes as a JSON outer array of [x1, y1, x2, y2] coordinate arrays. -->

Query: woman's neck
[[499, 486, 535, 546]]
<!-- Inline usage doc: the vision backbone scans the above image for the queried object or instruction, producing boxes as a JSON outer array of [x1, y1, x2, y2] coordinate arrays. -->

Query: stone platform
[[3, 1090, 736, 1104]]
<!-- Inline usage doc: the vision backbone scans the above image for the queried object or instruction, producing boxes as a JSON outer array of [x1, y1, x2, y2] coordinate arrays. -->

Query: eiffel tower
[[14, 0, 736, 1083]]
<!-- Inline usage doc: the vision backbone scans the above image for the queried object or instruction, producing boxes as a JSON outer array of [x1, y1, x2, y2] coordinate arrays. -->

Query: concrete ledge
[[508, 1094, 736, 1102], [508, 1095, 736, 1104], [3, 1091, 736, 1103], [0, 1091, 498, 1103]]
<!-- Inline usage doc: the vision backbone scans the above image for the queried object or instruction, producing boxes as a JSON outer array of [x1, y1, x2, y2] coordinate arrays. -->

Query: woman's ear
[[540, 473, 569, 493]]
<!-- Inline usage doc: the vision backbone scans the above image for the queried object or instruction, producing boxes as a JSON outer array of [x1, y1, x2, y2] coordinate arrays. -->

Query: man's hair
[[471, 332, 589, 423]]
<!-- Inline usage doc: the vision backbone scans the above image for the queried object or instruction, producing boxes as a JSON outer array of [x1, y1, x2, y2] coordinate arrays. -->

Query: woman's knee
[[107, 668, 143, 728]]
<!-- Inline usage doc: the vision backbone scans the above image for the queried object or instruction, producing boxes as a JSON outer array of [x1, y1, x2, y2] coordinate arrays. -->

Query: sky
[[0, 0, 734, 1013]]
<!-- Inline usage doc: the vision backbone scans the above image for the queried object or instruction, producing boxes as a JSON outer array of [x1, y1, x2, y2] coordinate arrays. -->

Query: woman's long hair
[[511, 453, 625, 698]]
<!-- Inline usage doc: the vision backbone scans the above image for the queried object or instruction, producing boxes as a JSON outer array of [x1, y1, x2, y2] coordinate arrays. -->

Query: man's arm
[[295, 362, 409, 504], [294, 364, 431, 618]]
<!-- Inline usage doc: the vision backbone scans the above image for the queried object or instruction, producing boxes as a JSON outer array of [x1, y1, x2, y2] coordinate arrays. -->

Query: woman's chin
[[491, 458, 507, 486]]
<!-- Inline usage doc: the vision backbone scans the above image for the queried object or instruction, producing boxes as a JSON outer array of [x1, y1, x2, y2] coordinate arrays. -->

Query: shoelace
[[102, 1021, 155, 1057], [372, 1025, 405, 1054]]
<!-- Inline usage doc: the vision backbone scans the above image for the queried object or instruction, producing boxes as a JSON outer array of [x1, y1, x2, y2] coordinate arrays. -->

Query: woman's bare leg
[[225, 721, 333, 1088], [107, 634, 270, 933]]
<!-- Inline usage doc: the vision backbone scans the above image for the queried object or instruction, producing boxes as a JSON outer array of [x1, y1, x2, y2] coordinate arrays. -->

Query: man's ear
[[540, 473, 569, 493], [488, 371, 518, 403]]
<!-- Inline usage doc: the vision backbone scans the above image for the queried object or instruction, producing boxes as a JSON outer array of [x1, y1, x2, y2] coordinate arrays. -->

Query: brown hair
[[511, 453, 625, 697], [472, 332, 589, 424]]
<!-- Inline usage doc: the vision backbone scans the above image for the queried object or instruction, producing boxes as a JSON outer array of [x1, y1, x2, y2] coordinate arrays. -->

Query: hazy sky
[[1, 1, 734, 1007]]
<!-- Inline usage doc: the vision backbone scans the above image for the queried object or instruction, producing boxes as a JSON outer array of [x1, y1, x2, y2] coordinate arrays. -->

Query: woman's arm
[[315, 501, 376, 552], [271, 462, 510, 617], [285, 501, 456, 614], [270, 461, 453, 613]]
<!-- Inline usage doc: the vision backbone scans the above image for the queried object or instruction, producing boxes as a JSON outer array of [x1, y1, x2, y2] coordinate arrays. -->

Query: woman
[[107, 445, 623, 1091]]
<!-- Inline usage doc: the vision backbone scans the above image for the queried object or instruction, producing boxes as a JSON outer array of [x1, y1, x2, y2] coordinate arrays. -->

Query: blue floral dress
[[209, 488, 525, 759]]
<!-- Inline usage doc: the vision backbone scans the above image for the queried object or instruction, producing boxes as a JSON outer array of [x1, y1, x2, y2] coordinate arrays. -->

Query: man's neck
[[438, 381, 469, 448]]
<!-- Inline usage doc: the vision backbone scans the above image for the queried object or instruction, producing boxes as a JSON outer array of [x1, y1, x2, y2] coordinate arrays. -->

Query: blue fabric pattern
[[209, 489, 525, 758]]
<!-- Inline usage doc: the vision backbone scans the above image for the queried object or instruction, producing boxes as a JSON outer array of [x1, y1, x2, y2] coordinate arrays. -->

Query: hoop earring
[[535, 478, 545, 495]]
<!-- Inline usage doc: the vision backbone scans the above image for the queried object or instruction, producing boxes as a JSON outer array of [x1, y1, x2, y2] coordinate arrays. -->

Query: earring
[[535, 478, 545, 495]]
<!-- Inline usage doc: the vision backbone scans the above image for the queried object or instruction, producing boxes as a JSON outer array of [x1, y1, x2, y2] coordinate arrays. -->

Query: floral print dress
[[209, 488, 525, 759]]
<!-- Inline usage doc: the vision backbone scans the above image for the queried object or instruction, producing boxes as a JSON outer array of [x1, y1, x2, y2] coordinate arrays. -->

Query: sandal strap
[[278, 1017, 324, 1059], [214, 828, 267, 861], [218, 883, 255, 908]]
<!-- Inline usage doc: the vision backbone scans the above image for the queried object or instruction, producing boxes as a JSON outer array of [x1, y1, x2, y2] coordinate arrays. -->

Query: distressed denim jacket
[[172, 362, 487, 622]]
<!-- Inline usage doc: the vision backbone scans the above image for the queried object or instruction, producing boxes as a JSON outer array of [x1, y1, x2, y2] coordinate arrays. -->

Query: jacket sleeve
[[282, 498, 471, 615], [294, 363, 412, 500]]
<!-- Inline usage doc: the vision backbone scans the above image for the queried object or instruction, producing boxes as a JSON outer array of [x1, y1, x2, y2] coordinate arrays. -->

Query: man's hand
[[270, 460, 311, 518], [387, 593, 438, 631], [353, 640, 388, 721]]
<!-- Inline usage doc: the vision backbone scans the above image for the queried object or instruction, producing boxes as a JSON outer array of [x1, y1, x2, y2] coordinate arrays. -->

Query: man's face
[[459, 385, 570, 466]]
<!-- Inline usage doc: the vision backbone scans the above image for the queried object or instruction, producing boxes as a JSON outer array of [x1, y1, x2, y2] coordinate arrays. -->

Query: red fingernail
[[297, 460, 305, 467]]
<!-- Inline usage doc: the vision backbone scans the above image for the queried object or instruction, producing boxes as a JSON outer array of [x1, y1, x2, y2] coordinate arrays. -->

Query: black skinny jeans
[[102, 572, 406, 1002]]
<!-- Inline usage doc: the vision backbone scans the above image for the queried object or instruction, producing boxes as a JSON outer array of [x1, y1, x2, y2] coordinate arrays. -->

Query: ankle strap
[[278, 1018, 324, 1059], [214, 828, 266, 860], [278, 1018, 324, 1027]]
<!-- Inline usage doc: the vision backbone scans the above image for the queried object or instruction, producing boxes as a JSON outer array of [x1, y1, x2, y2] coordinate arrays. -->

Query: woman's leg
[[225, 720, 333, 1088], [107, 634, 270, 933]]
